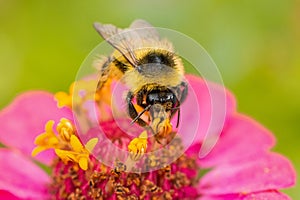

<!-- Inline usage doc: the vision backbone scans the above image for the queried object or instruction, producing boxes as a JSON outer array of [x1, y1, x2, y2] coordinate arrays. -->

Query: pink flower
[[0, 91, 72, 199], [0, 75, 296, 199]]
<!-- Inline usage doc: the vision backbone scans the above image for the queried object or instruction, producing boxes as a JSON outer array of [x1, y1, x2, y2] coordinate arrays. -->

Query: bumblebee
[[93, 20, 188, 158]]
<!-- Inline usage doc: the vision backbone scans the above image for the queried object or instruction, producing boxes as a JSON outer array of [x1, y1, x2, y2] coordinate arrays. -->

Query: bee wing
[[94, 22, 142, 67], [129, 19, 160, 41], [94, 20, 162, 68]]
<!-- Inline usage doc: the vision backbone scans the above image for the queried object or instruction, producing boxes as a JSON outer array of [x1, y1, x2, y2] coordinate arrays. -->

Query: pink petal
[[199, 153, 296, 195], [0, 149, 50, 199], [199, 114, 275, 167], [243, 191, 291, 200], [0, 190, 21, 200], [200, 190, 291, 200], [0, 91, 73, 164], [177, 75, 236, 154]]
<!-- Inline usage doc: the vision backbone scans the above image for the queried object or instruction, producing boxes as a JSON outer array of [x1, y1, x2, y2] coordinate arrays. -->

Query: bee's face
[[145, 89, 178, 110]]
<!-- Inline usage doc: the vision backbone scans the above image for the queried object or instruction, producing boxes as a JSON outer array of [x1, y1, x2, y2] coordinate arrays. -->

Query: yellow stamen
[[54, 92, 72, 108], [54, 135, 98, 170], [70, 134, 84, 152], [78, 157, 88, 171], [85, 137, 99, 152], [128, 130, 148, 161], [32, 120, 59, 157], [54, 82, 74, 108], [32, 146, 50, 158], [32, 118, 74, 156], [32, 117, 98, 170], [54, 79, 100, 109], [56, 118, 75, 142]]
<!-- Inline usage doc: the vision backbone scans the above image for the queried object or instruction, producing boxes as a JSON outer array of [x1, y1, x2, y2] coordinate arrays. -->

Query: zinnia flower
[[0, 75, 296, 199]]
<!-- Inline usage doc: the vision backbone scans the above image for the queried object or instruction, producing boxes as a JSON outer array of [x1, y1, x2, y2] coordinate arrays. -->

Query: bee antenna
[[130, 104, 152, 125]]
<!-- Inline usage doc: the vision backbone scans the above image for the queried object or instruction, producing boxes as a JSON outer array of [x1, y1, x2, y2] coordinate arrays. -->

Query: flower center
[[50, 155, 200, 199], [49, 121, 201, 199]]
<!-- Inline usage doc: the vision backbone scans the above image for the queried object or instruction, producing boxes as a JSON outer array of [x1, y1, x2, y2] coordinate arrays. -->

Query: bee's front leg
[[126, 91, 147, 126]]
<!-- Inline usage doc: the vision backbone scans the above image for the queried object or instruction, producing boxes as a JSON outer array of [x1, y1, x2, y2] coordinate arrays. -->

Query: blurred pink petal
[[0, 190, 21, 200], [0, 149, 50, 199], [199, 153, 296, 195], [177, 75, 236, 152], [0, 91, 73, 164], [243, 191, 291, 200], [200, 190, 291, 200], [199, 114, 275, 167]]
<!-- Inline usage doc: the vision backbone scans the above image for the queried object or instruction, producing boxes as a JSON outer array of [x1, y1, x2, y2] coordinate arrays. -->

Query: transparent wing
[[94, 20, 161, 67], [94, 22, 141, 67], [129, 19, 160, 41]]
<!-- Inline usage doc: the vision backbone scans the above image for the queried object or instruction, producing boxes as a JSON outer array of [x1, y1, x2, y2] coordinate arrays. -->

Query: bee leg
[[126, 91, 147, 127], [180, 81, 188, 103], [170, 81, 188, 128], [174, 82, 188, 128]]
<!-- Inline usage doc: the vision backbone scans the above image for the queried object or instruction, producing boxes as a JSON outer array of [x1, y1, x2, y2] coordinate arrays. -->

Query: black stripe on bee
[[113, 58, 129, 73], [137, 51, 176, 68]]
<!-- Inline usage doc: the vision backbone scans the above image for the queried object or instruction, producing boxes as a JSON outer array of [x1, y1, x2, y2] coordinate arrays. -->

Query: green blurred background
[[0, 0, 299, 198]]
